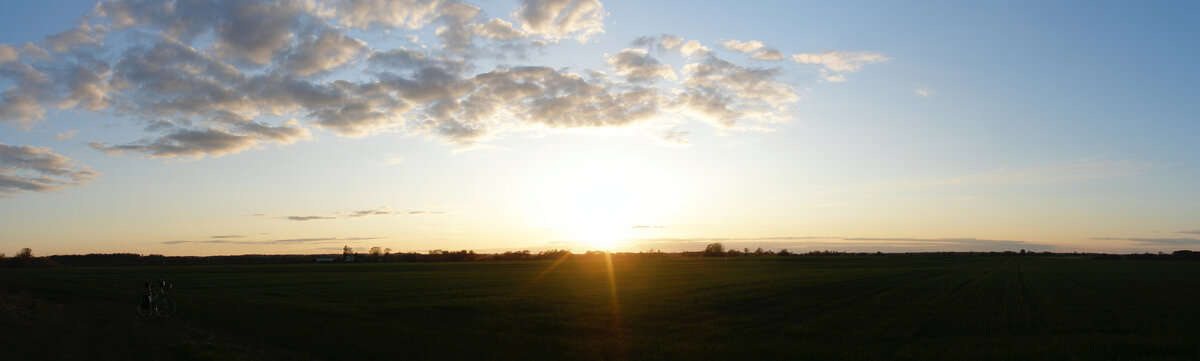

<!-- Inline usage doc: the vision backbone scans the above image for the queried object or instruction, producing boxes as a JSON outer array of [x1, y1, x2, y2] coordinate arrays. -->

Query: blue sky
[[1, 0, 1198, 256]]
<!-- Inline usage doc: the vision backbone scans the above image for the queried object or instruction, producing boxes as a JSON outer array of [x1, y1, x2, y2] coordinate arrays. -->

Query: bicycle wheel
[[137, 293, 153, 317], [155, 294, 177, 318]]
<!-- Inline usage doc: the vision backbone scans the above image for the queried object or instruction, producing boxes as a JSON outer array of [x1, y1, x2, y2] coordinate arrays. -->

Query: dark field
[[3, 255, 1199, 360]]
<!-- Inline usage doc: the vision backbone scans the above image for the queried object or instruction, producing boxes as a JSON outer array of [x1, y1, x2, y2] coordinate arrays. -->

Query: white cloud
[[19, 43, 51, 61], [0, 62, 53, 128], [678, 40, 711, 57], [512, 0, 607, 42], [330, 0, 442, 29], [45, 23, 105, 52], [680, 55, 798, 128], [750, 49, 783, 61], [473, 18, 528, 40], [659, 129, 690, 146], [55, 130, 80, 141], [59, 64, 112, 111], [0, 2, 885, 157], [0, 45, 18, 63], [792, 50, 889, 82], [605, 48, 676, 82], [90, 118, 311, 159], [721, 40, 764, 53], [210, 1, 303, 64], [914, 86, 933, 97], [286, 27, 367, 76], [0, 142, 99, 197]]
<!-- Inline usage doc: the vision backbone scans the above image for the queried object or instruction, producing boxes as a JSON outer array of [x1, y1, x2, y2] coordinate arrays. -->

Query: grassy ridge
[[3, 255, 1198, 360]]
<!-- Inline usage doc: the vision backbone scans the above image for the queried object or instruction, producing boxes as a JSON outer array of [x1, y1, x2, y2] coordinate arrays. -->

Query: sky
[[1, 0, 1198, 256]]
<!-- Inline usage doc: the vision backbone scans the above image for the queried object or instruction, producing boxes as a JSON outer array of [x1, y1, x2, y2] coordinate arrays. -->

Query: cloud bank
[[278, 207, 447, 221], [1092, 237, 1200, 248], [626, 236, 1052, 252]]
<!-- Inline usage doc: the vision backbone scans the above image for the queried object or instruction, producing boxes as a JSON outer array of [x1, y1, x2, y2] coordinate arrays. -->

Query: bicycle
[[137, 279, 177, 318]]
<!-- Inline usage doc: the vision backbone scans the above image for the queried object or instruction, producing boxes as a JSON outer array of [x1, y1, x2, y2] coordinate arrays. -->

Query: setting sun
[[524, 151, 684, 251]]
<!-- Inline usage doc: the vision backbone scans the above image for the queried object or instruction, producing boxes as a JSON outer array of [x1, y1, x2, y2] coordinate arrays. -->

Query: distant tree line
[[1094, 250, 1200, 261], [700, 242, 793, 257], [5, 246, 1197, 268]]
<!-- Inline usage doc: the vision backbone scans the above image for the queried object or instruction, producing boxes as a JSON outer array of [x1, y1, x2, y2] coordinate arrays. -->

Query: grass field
[[3, 255, 1199, 360]]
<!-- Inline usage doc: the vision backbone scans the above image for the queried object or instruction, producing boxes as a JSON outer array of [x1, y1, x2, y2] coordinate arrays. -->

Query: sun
[[524, 151, 684, 251]]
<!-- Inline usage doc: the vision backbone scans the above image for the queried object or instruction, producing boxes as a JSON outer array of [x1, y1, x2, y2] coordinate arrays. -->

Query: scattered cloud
[[1, 1, 885, 158], [54, 129, 79, 141], [792, 50, 889, 82], [914, 85, 933, 97], [605, 48, 676, 82], [45, 24, 105, 53], [385, 155, 405, 165], [1179, 230, 1200, 235], [659, 129, 689, 146], [721, 40, 764, 53], [287, 216, 338, 221], [211, 235, 245, 239], [162, 236, 382, 245], [1, 142, 100, 198], [1092, 237, 1200, 247], [679, 55, 798, 128], [750, 49, 783, 61], [286, 27, 367, 76], [90, 118, 312, 159], [280, 207, 447, 221], [0, 45, 17, 63], [512, 0, 607, 42]]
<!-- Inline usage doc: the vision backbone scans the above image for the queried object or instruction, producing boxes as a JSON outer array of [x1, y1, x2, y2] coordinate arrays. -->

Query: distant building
[[315, 256, 334, 263], [344, 254, 355, 262]]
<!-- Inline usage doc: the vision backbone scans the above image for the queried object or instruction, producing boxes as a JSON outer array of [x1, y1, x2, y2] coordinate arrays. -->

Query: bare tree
[[703, 242, 725, 257], [343, 245, 353, 255], [17, 248, 32, 259]]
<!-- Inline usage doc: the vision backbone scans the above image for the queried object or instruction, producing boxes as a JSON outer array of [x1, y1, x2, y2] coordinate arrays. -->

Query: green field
[[3, 255, 1199, 360]]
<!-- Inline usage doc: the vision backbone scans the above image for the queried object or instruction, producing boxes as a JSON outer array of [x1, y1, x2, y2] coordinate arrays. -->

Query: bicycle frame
[[139, 280, 175, 318]]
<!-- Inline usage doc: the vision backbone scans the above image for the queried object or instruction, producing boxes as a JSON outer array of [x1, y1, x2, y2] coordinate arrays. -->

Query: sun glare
[[525, 152, 684, 251]]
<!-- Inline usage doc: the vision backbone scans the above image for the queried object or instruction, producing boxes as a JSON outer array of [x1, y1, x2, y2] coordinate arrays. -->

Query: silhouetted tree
[[754, 247, 766, 256], [17, 248, 32, 260], [536, 249, 571, 260], [702, 242, 725, 257], [343, 245, 353, 255], [777, 249, 791, 256], [369, 247, 383, 260]]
